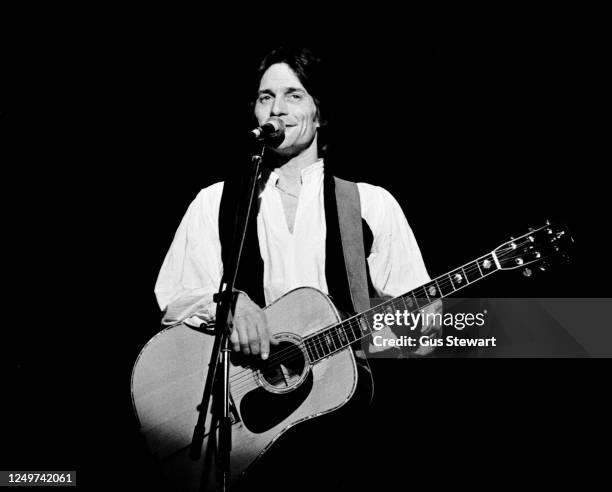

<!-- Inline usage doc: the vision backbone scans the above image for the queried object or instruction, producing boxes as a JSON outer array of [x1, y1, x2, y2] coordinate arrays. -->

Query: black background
[[6, 6, 610, 490]]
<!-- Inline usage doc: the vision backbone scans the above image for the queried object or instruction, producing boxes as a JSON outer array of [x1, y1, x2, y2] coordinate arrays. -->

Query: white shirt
[[155, 160, 430, 326]]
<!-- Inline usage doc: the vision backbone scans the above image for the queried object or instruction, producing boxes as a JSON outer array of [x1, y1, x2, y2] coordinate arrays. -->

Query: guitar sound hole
[[240, 371, 313, 434], [260, 340, 306, 391], [239, 333, 313, 434]]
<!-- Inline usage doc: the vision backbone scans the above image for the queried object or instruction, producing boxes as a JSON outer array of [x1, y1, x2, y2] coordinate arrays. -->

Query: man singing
[[154, 46, 441, 491]]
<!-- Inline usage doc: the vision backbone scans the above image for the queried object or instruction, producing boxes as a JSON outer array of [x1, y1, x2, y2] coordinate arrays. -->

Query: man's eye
[[258, 95, 272, 103], [289, 93, 303, 101]]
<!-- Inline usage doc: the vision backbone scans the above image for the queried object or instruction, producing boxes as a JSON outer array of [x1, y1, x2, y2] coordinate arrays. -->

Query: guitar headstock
[[493, 221, 573, 274]]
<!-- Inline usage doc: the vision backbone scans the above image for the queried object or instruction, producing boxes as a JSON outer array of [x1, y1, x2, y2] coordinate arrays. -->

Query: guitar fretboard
[[303, 252, 499, 363]]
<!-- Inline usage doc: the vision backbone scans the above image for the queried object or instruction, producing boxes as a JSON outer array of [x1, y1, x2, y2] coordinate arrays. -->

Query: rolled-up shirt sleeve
[[358, 183, 431, 298], [154, 182, 224, 326]]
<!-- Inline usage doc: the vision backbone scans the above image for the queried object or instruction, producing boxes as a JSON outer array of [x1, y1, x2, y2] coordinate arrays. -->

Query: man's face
[[254, 63, 320, 156]]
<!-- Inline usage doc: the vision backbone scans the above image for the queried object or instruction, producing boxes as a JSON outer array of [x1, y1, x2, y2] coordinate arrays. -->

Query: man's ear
[[315, 108, 325, 129], [314, 109, 321, 128]]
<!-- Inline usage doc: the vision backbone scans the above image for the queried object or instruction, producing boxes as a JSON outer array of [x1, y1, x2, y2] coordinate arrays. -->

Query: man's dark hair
[[254, 46, 331, 156]]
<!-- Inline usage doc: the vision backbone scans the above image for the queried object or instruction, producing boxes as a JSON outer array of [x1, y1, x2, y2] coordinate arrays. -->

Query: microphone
[[250, 117, 285, 142]]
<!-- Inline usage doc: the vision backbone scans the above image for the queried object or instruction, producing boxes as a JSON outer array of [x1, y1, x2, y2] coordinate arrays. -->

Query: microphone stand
[[189, 140, 266, 491]]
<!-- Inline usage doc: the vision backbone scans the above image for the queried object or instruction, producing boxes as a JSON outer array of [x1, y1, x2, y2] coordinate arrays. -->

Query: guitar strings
[[226, 239, 539, 396], [227, 238, 536, 394]]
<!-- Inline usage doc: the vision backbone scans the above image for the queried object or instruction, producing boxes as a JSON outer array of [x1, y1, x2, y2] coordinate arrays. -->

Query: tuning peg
[[523, 267, 533, 277]]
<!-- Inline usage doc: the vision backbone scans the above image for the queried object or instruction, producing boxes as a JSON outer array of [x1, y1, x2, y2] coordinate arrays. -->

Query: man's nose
[[271, 96, 288, 116]]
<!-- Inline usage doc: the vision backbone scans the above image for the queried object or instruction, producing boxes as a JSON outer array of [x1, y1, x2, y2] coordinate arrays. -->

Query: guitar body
[[132, 287, 363, 491]]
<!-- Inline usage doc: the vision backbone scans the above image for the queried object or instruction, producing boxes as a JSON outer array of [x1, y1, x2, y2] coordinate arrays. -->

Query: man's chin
[[267, 143, 298, 157], [266, 138, 315, 160]]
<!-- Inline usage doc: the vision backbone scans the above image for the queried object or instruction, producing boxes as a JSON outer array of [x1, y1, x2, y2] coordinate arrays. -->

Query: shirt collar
[[267, 159, 324, 187]]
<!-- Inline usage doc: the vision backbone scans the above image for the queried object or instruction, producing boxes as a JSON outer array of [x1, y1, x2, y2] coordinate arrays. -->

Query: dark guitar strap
[[332, 176, 371, 314], [326, 176, 375, 403]]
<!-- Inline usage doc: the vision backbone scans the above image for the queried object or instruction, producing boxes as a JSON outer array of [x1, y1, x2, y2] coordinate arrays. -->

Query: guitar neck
[[302, 250, 501, 363]]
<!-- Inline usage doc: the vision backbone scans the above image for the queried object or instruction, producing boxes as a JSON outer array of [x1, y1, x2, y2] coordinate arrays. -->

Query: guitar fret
[[320, 333, 331, 356], [312, 335, 323, 359], [476, 259, 484, 276], [330, 325, 347, 352], [327, 330, 335, 350], [437, 274, 455, 296], [336, 325, 347, 346], [324, 333, 333, 355], [323, 333, 331, 352], [420, 285, 431, 303], [329, 329, 339, 351], [306, 338, 316, 361], [305, 340, 316, 362], [361, 313, 372, 335], [464, 260, 483, 283], [343, 321, 355, 344], [400, 294, 410, 313], [392, 299, 403, 315], [479, 254, 497, 276], [401, 293, 414, 311], [341, 323, 353, 345], [350, 321, 361, 341], [341, 324, 351, 347], [424, 281, 441, 300], [447, 274, 457, 293], [434, 279, 443, 298], [449, 269, 467, 290]]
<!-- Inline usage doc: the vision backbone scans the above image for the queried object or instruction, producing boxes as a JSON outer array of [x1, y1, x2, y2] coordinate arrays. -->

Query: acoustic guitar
[[131, 222, 571, 490]]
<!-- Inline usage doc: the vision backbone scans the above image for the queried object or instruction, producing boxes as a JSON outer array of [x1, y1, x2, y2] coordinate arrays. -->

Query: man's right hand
[[230, 293, 279, 360]]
